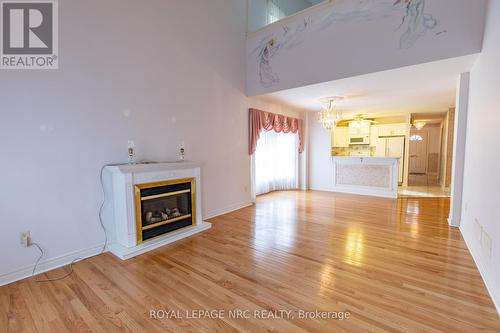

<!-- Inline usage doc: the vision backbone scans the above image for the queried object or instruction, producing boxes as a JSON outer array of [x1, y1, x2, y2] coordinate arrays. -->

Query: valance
[[248, 108, 304, 155]]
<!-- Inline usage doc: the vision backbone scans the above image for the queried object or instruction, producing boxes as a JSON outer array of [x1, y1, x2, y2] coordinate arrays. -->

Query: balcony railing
[[248, 0, 329, 33]]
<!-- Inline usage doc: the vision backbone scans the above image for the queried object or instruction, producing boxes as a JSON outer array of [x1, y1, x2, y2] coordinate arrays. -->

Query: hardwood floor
[[1, 191, 499, 332]]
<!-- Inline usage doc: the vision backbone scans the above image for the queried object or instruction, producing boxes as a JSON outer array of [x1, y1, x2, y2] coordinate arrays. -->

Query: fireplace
[[135, 178, 195, 243], [102, 162, 211, 260]]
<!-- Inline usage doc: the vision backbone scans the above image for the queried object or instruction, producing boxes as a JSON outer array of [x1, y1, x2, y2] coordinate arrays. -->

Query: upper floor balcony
[[248, 0, 328, 33], [246, 0, 487, 96]]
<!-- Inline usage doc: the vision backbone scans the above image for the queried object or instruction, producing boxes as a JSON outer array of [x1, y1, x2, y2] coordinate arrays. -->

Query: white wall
[[308, 113, 334, 191], [440, 112, 449, 186], [460, 0, 500, 312], [247, 0, 486, 95], [0, 0, 250, 284]]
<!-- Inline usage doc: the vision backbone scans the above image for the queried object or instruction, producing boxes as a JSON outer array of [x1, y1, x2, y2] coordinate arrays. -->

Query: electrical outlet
[[179, 142, 185, 161], [20, 231, 30, 247], [127, 140, 135, 163]]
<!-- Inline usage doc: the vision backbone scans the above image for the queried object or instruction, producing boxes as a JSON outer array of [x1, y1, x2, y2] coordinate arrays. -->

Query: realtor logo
[[1, 0, 58, 69]]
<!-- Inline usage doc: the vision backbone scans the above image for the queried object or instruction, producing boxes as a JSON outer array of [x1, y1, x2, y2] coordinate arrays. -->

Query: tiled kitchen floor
[[398, 185, 450, 198]]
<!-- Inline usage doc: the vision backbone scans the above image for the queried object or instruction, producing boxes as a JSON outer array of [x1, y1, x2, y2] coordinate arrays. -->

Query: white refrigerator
[[377, 136, 405, 184]]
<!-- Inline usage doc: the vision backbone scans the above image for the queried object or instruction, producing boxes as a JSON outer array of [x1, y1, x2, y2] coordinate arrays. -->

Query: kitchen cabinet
[[376, 123, 408, 137], [331, 127, 349, 148], [371, 123, 408, 156], [348, 120, 371, 137], [374, 138, 386, 157], [370, 126, 384, 156]]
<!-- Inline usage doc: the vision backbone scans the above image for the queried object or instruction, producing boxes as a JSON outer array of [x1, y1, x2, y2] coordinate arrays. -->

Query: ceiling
[[411, 112, 447, 125], [259, 54, 478, 118]]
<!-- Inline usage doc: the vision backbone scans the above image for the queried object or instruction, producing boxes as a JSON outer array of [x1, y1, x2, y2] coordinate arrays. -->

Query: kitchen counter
[[331, 156, 399, 198], [332, 156, 399, 160]]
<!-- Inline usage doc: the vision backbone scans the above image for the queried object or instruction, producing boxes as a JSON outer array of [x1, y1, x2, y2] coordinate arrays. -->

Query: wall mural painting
[[395, 0, 439, 49], [253, 18, 312, 88], [252, 0, 442, 88]]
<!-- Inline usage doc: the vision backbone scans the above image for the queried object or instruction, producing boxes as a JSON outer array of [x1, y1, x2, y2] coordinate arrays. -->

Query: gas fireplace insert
[[134, 178, 196, 243]]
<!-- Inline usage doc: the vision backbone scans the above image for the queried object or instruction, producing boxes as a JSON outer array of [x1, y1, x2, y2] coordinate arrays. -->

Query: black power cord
[[31, 164, 111, 282]]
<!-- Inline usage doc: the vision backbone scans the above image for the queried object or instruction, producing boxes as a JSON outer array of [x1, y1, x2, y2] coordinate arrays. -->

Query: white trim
[[460, 225, 500, 315], [203, 201, 253, 220], [448, 217, 460, 227], [107, 222, 212, 260], [0, 244, 104, 287], [448, 73, 470, 227], [1, 222, 215, 285], [1, 198, 250, 285]]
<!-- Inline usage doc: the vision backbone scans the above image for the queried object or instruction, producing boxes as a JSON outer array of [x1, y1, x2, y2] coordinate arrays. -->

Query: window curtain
[[248, 108, 303, 155], [254, 130, 299, 195], [248, 108, 302, 196]]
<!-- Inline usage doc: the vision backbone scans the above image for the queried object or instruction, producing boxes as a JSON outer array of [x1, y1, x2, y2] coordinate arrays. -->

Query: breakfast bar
[[331, 156, 400, 198]]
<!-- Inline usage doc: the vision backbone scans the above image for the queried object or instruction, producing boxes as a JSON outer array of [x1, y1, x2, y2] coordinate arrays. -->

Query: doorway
[[399, 113, 451, 198], [409, 130, 428, 176]]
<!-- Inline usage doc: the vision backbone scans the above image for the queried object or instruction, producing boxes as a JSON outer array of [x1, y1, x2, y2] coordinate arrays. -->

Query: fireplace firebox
[[134, 178, 196, 243]]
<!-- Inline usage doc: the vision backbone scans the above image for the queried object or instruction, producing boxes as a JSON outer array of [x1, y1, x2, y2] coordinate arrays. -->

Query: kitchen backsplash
[[332, 145, 376, 157]]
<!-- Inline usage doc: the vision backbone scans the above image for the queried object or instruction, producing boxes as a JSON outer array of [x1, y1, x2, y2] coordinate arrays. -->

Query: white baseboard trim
[[0, 244, 104, 287], [0, 201, 252, 286], [108, 222, 212, 260], [308, 187, 334, 192], [448, 217, 461, 227], [203, 201, 253, 220], [460, 226, 500, 315]]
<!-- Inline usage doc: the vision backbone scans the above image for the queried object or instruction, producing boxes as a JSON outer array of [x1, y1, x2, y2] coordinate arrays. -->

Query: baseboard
[[0, 244, 104, 287], [203, 201, 253, 220], [460, 225, 500, 315], [308, 187, 334, 192], [448, 217, 461, 227], [0, 201, 253, 286]]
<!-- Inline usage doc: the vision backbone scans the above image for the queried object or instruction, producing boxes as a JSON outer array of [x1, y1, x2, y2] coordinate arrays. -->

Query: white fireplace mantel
[[102, 161, 211, 260]]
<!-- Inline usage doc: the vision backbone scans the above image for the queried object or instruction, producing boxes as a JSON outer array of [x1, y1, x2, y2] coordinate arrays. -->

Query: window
[[267, 0, 285, 24], [254, 130, 299, 195], [410, 134, 424, 141]]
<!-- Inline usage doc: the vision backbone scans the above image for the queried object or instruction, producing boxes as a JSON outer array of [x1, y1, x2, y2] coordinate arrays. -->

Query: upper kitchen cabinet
[[332, 127, 349, 148], [348, 120, 371, 145], [376, 123, 409, 137], [348, 120, 371, 136]]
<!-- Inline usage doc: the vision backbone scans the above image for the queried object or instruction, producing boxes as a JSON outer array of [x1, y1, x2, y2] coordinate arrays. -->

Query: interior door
[[386, 137, 405, 183], [409, 131, 428, 174]]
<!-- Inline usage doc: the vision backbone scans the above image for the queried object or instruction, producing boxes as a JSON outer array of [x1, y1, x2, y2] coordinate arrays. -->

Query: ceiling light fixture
[[319, 96, 343, 130], [413, 121, 426, 130]]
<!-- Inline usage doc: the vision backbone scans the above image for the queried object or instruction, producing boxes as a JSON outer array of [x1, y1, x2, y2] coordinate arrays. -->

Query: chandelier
[[318, 97, 343, 130]]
